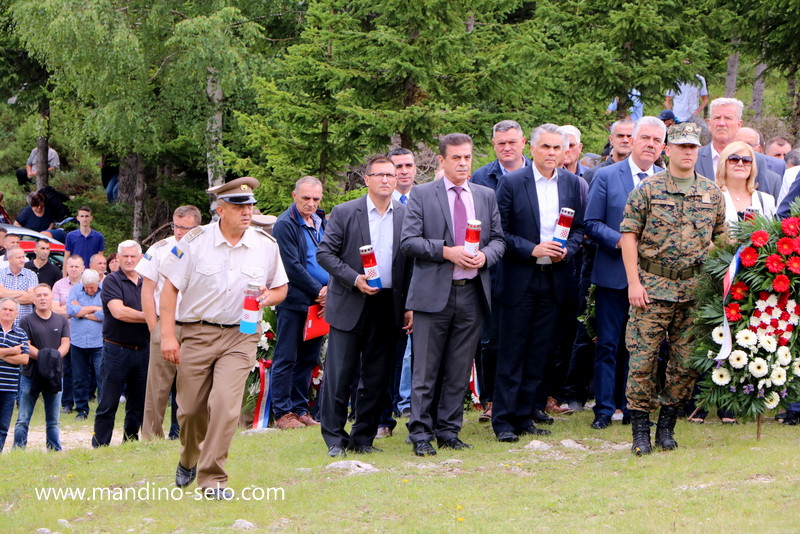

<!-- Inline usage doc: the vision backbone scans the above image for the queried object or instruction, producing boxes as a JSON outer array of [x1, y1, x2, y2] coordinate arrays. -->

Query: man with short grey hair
[[696, 98, 783, 197], [92, 240, 149, 447], [561, 125, 588, 177], [0, 246, 37, 326]]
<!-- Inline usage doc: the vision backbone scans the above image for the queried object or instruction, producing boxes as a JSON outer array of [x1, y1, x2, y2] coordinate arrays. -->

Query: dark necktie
[[637, 172, 647, 185], [452, 186, 467, 246], [400, 194, 407, 205]]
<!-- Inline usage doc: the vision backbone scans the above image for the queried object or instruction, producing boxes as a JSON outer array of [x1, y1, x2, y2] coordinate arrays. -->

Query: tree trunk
[[725, 45, 739, 97], [750, 63, 767, 119], [206, 70, 225, 219], [118, 153, 146, 242], [35, 135, 49, 191], [788, 74, 799, 138]]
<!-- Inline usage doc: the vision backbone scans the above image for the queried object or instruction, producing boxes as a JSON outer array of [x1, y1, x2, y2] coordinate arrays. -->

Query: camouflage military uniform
[[620, 170, 726, 411]]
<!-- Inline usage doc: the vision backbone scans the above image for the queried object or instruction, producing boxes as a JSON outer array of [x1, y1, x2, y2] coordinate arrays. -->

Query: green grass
[[4, 402, 800, 533]]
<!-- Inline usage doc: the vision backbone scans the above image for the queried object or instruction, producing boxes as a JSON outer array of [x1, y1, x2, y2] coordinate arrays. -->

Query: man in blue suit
[[471, 119, 530, 423], [492, 124, 585, 442], [584, 116, 666, 430], [695, 98, 782, 198]]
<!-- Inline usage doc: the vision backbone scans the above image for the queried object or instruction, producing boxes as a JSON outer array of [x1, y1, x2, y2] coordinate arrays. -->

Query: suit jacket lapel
[[356, 196, 371, 247], [621, 164, 634, 194], [523, 168, 541, 236], [392, 200, 402, 260], [556, 168, 570, 208], [434, 181, 454, 244]]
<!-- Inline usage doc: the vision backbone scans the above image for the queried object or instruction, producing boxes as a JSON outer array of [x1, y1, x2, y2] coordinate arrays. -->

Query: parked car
[[0, 223, 66, 269]]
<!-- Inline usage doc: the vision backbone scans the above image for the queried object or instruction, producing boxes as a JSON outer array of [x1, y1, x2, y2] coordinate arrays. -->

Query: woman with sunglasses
[[715, 140, 776, 224]]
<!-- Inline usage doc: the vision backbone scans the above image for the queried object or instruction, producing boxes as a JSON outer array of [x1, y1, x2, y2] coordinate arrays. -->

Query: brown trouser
[[142, 321, 179, 439], [176, 322, 257, 489]]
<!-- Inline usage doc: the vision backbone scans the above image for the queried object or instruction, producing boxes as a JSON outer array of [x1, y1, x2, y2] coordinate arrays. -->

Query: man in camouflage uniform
[[619, 122, 727, 455]]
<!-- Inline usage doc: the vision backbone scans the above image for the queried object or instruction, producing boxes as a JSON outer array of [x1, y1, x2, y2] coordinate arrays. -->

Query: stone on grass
[[559, 439, 587, 450], [36, 529, 51, 534], [325, 460, 378, 473], [232, 519, 255, 530], [57, 519, 70, 528], [240, 428, 278, 436], [524, 440, 552, 451]]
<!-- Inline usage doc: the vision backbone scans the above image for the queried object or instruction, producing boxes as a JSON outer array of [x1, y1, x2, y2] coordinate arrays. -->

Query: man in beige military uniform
[[137, 205, 202, 440], [620, 122, 727, 456], [159, 178, 288, 499]]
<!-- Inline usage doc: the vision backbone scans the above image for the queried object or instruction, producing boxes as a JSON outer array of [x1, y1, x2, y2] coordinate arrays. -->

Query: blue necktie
[[400, 194, 407, 205]]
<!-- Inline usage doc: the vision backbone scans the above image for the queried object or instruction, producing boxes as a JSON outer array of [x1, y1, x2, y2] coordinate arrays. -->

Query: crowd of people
[[2, 95, 800, 499]]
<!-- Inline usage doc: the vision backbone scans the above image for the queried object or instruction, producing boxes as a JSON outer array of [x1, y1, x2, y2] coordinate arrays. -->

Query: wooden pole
[[757, 413, 763, 441]]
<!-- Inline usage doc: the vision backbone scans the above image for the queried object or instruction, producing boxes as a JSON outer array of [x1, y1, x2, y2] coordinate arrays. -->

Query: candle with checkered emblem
[[360, 245, 383, 289], [240, 281, 261, 334], [553, 207, 574, 246]]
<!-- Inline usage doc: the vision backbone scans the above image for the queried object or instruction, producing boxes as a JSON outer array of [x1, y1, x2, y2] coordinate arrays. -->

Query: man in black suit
[[316, 156, 411, 457], [492, 123, 586, 442], [401, 133, 505, 456], [583, 119, 634, 185]]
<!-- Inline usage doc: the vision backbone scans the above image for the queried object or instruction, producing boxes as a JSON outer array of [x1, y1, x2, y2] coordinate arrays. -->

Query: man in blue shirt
[[66, 269, 104, 421], [64, 206, 105, 271], [271, 176, 329, 429]]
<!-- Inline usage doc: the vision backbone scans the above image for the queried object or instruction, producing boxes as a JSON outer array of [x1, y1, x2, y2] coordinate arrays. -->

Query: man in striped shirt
[[0, 298, 30, 451], [0, 246, 37, 325]]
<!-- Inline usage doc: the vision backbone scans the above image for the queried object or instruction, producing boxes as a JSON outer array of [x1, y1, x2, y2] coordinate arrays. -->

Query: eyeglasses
[[366, 173, 396, 179], [727, 155, 753, 165], [171, 223, 199, 231]]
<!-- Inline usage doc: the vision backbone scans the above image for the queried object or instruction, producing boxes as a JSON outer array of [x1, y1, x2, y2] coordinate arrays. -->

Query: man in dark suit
[[492, 124, 585, 442], [695, 98, 782, 198], [584, 116, 666, 430], [316, 156, 411, 457], [583, 119, 634, 185], [401, 133, 505, 456], [471, 119, 530, 423]]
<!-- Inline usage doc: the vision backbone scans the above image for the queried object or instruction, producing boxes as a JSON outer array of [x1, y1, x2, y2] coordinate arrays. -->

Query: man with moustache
[[317, 156, 411, 457], [621, 123, 726, 455], [583, 119, 635, 185]]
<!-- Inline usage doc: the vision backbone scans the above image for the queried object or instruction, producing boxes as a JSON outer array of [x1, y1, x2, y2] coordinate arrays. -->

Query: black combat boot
[[655, 405, 679, 451], [630, 410, 651, 456]]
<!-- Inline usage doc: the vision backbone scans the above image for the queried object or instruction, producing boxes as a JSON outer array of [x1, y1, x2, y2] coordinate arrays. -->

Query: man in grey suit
[[694, 98, 782, 198], [317, 156, 411, 458], [401, 133, 505, 456]]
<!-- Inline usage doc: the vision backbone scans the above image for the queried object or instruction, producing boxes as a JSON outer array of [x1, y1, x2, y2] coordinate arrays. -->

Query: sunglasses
[[727, 155, 753, 165]]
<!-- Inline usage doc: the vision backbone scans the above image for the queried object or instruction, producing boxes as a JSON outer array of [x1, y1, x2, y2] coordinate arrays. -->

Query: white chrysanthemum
[[729, 350, 748, 369], [257, 338, 270, 351], [749, 357, 769, 378], [793, 360, 800, 377], [777, 347, 792, 366], [756, 299, 769, 312], [749, 316, 761, 327], [757, 328, 769, 338], [771, 367, 787, 386], [779, 320, 789, 331], [712, 367, 732, 386], [759, 335, 778, 353], [788, 300, 797, 314], [764, 391, 781, 410], [790, 314, 800, 326], [736, 330, 758, 348], [712, 326, 726, 345], [773, 308, 783, 319], [261, 320, 271, 331], [767, 295, 779, 307]]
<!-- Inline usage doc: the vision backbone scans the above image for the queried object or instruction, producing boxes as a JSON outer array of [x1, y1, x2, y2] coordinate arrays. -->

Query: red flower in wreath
[[740, 247, 759, 267], [773, 274, 791, 293], [766, 254, 786, 273], [725, 303, 743, 321], [265, 331, 276, 341], [778, 237, 796, 256], [787, 256, 800, 275], [751, 230, 770, 247], [730, 281, 749, 300], [782, 217, 800, 237], [779, 336, 791, 346]]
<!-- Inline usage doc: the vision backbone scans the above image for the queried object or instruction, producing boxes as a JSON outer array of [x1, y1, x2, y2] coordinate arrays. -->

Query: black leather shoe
[[412, 440, 437, 456], [532, 410, 554, 425], [327, 445, 347, 457], [782, 411, 800, 425], [497, 431, 519, 443], [347, 444, 383, 454], [437, 438, 472, 450], [175, 462, 197, 488], [518, 423, 551, 436], [591, 415, 612, 429]]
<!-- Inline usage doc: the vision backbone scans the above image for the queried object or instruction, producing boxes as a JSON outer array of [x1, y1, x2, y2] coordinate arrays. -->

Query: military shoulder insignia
[[152, 238, 169, 249], [182, 226, 205, 243], [253, 227, 277, 242]]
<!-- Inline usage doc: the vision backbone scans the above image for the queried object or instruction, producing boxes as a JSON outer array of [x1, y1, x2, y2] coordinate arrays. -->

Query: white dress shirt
[[533, 166, 560, 265]]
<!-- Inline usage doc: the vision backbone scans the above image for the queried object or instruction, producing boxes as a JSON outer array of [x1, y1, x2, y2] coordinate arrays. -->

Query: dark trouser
[[545, 266, 580, 406], [320, 290, 397, 448], [92, 342, 149, 447], [492, 269, 559, 434], [61, 349, 74, 410], [0, 390, 16, 452], [593, 286, 630, 418], [561, 245, 597, 404], [72, 346, 103, 416], [475, 299, 499, 405], [409, 281, 484, 443], [16, 168, 30, 188], [271, 307, 323, 420], [378, 332, 409, 430]]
